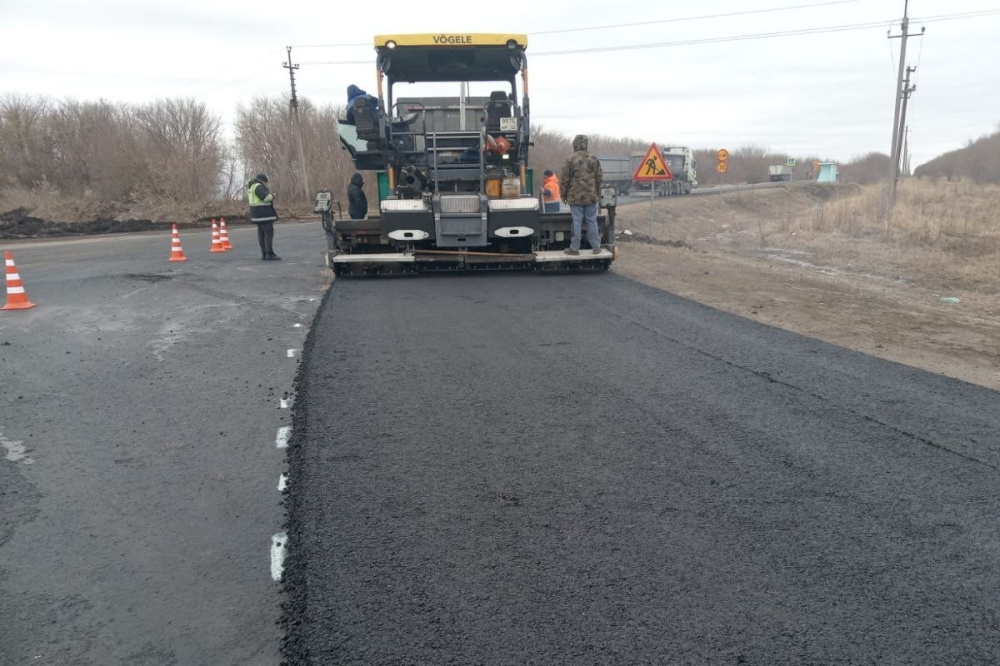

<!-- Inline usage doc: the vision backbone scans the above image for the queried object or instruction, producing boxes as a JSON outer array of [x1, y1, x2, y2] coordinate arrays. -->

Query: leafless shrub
[[234, 97, 360, 206], [0, 95, 226, 220], [914, 128, 1000, 184], [840, 152, 890, 185]]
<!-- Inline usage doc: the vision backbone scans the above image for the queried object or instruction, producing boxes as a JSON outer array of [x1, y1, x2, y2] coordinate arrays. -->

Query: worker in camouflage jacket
[[560, 134, 603, 255]]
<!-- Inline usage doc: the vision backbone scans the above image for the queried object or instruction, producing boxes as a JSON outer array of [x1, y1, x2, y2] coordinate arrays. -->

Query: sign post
[[632, 143, 673, 239], [716, 148, 729, 186]]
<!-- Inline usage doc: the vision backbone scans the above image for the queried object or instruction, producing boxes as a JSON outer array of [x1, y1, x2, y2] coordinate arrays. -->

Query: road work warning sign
[[633, 143, 673, 181]]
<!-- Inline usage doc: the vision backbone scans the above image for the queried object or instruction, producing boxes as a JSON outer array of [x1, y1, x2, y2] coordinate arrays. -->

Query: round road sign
[[716, 148, 729, 162], [716, 162, 728, 174]]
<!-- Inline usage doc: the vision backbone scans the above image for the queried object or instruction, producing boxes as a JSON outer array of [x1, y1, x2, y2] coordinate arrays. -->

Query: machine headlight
[[386, 40, 397, 49]]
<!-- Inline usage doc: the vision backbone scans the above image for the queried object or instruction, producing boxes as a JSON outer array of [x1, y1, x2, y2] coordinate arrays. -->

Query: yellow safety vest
[[247, 181, 273, 205]]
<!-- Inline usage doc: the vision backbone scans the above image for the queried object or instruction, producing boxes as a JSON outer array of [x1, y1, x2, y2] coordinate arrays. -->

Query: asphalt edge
[[277, 275, 336, 666]]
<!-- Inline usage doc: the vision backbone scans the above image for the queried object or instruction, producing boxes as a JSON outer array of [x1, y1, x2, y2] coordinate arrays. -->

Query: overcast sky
[[2, 0, 998, 166]]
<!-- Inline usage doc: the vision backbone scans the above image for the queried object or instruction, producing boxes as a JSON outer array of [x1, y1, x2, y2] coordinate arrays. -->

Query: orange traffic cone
[[2, 251, 37, 310], [210, 219, 225, 253], [168, 223, 187, 262], [219, 217, 233, 250]]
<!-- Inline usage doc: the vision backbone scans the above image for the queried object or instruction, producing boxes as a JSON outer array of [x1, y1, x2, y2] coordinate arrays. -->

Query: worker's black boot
[[267, 252, 282, 261]]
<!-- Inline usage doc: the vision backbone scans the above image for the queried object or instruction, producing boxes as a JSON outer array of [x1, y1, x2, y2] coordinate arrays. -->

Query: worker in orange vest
[[542, 169, 561, 213]]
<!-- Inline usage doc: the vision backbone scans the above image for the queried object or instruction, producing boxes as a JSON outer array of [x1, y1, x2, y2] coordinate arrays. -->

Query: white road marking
[[293, 323, 303, 328], [280, 398, 291, 409], [276, 426, 291, 448], [278, 474, 288, 491], [0, 429, 33, 464], [287, 349, 297, 358], [270, 532, 288, 582]]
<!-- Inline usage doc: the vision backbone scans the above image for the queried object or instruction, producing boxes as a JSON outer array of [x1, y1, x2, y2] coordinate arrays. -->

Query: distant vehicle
[[661, 146, 698, 195], [769, 165, 793, 182], [598, 156, 631, 195], [629, 146, 698, 196]]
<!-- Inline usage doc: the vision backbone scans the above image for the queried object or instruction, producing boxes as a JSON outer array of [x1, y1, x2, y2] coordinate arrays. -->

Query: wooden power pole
[[887, 1, 923, 207], [284, 47, 310, 201], [897, 67, 917, 180]]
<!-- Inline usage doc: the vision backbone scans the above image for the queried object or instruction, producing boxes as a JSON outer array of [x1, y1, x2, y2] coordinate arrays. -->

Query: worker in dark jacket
[[346, 85, 379, 125], [348, 173, 368, 220], [247, 173, 280, 260]]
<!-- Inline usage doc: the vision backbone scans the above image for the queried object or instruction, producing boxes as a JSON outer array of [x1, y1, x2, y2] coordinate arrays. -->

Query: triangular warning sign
[[632, 143, 673, 182]]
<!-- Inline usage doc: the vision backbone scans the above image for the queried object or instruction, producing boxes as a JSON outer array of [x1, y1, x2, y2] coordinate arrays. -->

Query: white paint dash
[[1, 430, 33, 464], [270, 532, 288, 582], [293, 323, 303, 328], [276, 426, 292, 449], [287, 349, 297, 358], [279, 398, 291, 409], [278, 474, 289, 491]]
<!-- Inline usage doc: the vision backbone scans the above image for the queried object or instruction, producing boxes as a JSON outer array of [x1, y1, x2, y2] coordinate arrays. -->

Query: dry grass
[[616, 181, 1000, 296], [779, 180, 1000, 254]]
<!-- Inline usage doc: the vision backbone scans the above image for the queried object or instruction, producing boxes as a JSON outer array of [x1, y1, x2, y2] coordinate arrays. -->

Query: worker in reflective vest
[[247, 173, 280, 260], [542, 169, 561, 213]]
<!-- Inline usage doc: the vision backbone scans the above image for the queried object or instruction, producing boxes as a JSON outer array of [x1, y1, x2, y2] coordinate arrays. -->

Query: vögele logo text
[[432, 35, 473, 44]]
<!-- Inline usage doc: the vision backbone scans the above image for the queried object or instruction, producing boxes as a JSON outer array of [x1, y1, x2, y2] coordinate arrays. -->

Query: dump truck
[[769, 165, 792, 181], [598, 156, 631, 195], [629, 146, 697, 196], [326, 33, 615, 276]]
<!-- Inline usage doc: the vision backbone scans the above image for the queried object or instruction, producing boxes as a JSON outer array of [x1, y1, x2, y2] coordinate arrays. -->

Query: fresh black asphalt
[[282, 272, 1000, 665]]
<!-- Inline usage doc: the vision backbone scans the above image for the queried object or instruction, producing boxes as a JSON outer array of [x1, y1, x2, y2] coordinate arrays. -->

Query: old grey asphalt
[[0, 221, 327, 666], [283, 272, 1000, 665]]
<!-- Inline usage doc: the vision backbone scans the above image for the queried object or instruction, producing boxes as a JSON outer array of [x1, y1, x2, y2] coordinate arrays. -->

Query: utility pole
[[897, 68, 917, 181], [284, 47, 310, 201], [887, 0, 924, 206], [902, 126, 911, 177]]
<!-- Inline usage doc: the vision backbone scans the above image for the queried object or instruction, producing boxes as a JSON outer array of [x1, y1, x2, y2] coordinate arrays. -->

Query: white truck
[[630, 146, 698, 196], [769, 165, 793, 182]]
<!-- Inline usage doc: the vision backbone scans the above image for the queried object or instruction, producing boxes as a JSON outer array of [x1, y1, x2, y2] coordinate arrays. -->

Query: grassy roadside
[[612, 181, 1000, 391]]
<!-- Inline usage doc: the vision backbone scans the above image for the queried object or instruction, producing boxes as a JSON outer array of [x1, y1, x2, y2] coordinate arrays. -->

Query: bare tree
[[0, 94, 49, 188]]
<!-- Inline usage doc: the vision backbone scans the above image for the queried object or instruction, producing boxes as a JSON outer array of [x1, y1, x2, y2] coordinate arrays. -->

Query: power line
[[288, 42, 370, 49], [285, 0, 857, 49], [530, 0, 857, 36], [302, 6, 1000, 65], [298, 59, 370, 66], [161, 49, 285, 96], [529, 9, 1000, 57], [196, 73, 272, 95]]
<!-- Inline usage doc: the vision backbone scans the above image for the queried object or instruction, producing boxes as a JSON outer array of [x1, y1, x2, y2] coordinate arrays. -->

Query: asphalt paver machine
[[325, 33, 616, 276]]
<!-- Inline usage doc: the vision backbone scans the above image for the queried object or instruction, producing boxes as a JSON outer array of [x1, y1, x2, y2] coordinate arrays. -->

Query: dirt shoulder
[[0, 207, 319, 240], [612, 185, 1000, 392]]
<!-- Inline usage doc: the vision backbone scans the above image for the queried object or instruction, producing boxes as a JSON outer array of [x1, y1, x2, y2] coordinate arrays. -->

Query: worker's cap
[[543, 169, 553, 176], [255, 173, 269, 183]]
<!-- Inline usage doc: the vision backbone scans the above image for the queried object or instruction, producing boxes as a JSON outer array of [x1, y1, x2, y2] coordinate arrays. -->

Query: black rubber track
[[282, 272, 1000, 665]]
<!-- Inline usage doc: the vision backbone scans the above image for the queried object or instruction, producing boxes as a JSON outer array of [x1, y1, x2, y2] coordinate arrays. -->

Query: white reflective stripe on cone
[[5, 260, 14, 267], [7, 286, 25, 294], [7, 273, 19, 281]]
